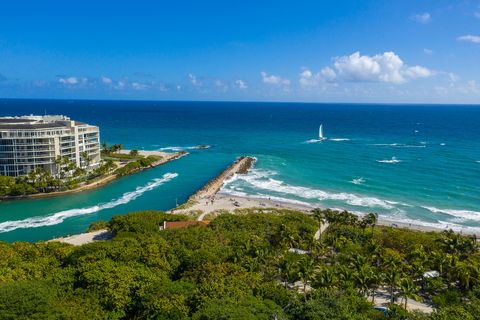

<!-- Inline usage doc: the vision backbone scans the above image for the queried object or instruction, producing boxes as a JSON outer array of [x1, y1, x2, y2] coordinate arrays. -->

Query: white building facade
[[0, 115, 101, 177]]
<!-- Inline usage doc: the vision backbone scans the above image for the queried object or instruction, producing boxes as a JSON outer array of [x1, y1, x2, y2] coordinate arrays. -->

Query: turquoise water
[[0, 100, 479, 242]]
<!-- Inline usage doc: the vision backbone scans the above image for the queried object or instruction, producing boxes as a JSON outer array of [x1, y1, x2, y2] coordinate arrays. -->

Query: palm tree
[[336, 265, 354, 288], [314, 266, 336, 289], [298, 257, 316, 300], [280, 259, 297, 288], [81, 151, 91, 169], [399, 278, 421, 309], [354, 264, 375, 299], [453, 261, 479, 290], [384, 267, 401, 303], [129, 149, 139, 157], [364, 212, 378, 234], [101, 142, 109, 154], [312, 208, 326, 242]]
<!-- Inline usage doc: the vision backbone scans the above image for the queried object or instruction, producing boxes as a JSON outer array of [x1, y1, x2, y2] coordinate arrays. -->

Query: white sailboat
[[318, 124, 326, 141], [305, 123, 327, 143]]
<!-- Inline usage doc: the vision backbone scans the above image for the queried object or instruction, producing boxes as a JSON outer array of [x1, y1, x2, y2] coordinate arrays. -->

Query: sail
[[319, 124, 323, 139]]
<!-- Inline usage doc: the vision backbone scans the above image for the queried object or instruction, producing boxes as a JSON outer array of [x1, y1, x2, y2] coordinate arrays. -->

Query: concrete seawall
[[188, 156, 256, 202]]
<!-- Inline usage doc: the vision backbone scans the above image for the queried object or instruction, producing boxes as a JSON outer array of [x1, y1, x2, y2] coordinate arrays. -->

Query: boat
[[319, 124, 327, 141], [305, 124, 327, 143]]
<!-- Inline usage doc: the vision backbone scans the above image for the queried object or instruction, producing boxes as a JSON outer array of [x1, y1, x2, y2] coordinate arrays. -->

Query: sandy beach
[[175, 192, 477, 235], [48, 229, 112, 246]]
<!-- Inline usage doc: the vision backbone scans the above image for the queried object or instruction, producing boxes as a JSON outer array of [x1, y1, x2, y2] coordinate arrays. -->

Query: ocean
[[0, 99, 479, 242]]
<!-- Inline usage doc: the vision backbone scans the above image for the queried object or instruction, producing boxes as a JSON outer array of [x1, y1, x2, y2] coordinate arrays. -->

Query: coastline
[[172, 155, 479, 237], [177, 192, 478, 236], [0, 150, 186, 202], [50, 154, 477, 245]]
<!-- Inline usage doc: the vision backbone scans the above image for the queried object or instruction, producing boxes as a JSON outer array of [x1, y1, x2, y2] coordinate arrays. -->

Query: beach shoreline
[[176, 192, 478, 236], [172, 155, 478, 236], [49, 155, 477, 245]]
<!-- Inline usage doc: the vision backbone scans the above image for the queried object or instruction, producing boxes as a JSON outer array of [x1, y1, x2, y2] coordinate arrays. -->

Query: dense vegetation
[[0, 143, 160, 197], [0, 155, 116, 196], [114, 155, 162, 177], [0, 209, 479, 319]]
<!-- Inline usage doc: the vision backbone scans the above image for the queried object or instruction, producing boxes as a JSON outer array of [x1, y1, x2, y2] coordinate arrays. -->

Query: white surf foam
[[371, 143, 425, 148], [422, 206, 480, 221], [0, 173, 179, 233], [330, 138, 350, 141], [440, 143, 446, 146], [304, 139, 321, 143], [158, 145, 210, 151], [351, 177, 365, 185], [225, 169, 398, 210], [159, 146, 184, 151], [377, 157, 401, 164], [384, 217, 480, 234]]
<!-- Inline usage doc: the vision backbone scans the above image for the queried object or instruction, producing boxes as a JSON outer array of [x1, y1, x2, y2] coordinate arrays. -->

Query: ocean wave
[[224, 169, 398, 210], [351, 177, 365, 185], [383, 217, 480, 234], [377, 157, 401, 164], [0, 173, 178, 233], [304, 139, 321, 143], [330, 138, 350, 141], [158, 145, 210, 151], [422, 206, 480, 221], [371, 143, 425, 148]]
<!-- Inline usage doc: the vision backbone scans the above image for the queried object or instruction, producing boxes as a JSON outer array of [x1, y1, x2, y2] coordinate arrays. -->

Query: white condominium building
[[0, 115, 101, 177]]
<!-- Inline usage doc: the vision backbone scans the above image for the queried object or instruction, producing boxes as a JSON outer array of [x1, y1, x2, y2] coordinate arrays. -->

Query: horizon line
[[1, 97, 480, 107]]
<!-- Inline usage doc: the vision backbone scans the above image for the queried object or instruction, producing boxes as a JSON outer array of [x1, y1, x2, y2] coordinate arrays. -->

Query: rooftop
[[0, 115, 87, 130]]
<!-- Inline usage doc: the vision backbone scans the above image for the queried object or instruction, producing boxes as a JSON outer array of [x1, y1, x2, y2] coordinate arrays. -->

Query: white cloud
[[132, 82, 148, 90], [320, 67, 337, 82], [448, 72, 459, 82], [115, 80, 126, 90], [299, 67, 337, 88], [332, 51, 432, 84], [458, 35, 480, 43], [423, 48, 433, 55], [261, 71, 290, 86], [235, 79, 248, 90], [214, 79, 228, 92], [58, 76, 78, 85], [299, 69, 317, 88], [411, 12, 431, 24], [466, 80, 480, 93], [101, 76, 112, 84], [404, 65, 432, 79], [188, 73, 200, 86]]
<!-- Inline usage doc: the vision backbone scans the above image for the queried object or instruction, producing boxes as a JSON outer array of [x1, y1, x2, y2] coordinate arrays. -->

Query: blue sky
[[0, 0, 480, 103]]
